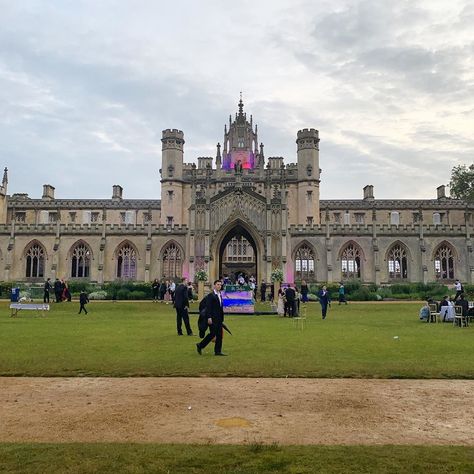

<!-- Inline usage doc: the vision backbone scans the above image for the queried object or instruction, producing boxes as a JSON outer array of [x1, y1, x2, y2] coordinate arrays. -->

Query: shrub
[[88, 290, 107, 300], [349, 287, 378, 301], [116, 289, 131, 300], [307, 293, 318, 301], [129, 290, 146, 300]]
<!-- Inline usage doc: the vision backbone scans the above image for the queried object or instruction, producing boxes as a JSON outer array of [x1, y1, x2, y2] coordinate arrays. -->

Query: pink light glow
[[285, 261, 294, 285]]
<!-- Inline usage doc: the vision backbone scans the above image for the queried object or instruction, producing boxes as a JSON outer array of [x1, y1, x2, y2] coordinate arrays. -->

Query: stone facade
[[1, 99, 473, 284]]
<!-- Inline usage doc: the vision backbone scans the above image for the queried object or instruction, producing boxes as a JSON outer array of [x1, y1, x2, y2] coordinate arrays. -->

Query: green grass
[[0, 443, 473, 473], [1, 301, 473, 378]]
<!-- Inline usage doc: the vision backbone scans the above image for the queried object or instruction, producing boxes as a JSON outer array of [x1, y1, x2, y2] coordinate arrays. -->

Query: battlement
[[287, 223, 468, 236], [162, 129, 184, 139], [297, 128, 319, 140], [1, 223, 189, 235]]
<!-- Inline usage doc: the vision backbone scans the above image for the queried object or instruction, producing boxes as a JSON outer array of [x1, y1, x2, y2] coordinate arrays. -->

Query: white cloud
[[0, 0, 472, 200]]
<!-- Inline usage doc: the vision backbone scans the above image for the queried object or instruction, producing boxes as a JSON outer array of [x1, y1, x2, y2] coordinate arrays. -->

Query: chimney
[[437, 185, 446, 200], [363, 185, 374, 200], [112, 185, 123, 200], [42, 184, 55, 201]]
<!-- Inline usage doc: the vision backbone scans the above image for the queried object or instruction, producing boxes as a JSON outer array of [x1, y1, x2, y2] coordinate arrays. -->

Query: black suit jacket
[[174, 283, 189, 309], [206, 291, 224, 323], [285, 287, 296, 303], [458, 299, 469, 316]]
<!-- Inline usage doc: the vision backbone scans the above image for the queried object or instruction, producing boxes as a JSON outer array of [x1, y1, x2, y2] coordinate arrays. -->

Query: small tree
[[449, 164, 474, 201]]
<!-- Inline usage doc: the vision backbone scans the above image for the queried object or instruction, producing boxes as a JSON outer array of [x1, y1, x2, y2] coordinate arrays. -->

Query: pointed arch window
[[25, 243, 45, 278], [71, 243, 91, 278], [295, 244, 315, 281], [341, 243, 361, 279], [117, 243, 137, 279], [434, 244, 455, 280], [388, 244, 408, 279], [224, 236, 254, 263], [162, 243, 183, 278]]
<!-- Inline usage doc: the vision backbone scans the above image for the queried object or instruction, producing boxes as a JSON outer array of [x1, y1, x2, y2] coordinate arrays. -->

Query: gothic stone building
[[1, 99, 473, 285]]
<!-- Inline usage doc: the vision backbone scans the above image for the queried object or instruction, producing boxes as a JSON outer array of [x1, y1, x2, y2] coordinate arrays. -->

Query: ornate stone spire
[[2, 167, 7, 186], [238, 92, 244, 117]]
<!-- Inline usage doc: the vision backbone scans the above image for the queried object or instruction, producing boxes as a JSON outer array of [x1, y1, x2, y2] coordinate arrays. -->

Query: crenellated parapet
[[161, 129, 185, 151], [8, 198, 161, 210], [288, 223, 469, 237], [1, 223, 189, 236], [296, 128, 319, 151]]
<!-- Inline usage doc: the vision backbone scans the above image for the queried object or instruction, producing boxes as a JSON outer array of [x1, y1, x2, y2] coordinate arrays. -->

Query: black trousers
[[78, 303, 88, 314], [321, 303, 328, 319], [176, 307, 192, 335], [198, 321, 223, 354], [44, 291, 50, 303]]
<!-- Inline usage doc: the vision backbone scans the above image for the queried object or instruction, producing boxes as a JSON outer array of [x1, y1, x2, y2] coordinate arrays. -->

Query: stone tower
[[160, 129, 185, 226], [296, 129, 320, 224]]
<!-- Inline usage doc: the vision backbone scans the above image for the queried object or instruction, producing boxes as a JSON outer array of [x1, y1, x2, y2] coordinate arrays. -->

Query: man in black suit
[[196, 280, 226, 356], [43, 278, 52, 303], [285, 284, 296, 317], [174, 277, 192, 336], [457, 294, 469, 317], [260, 280, 267, 302]]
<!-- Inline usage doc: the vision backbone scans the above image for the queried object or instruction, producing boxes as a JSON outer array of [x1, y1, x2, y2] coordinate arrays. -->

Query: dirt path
[[1, 378, 473, 445]]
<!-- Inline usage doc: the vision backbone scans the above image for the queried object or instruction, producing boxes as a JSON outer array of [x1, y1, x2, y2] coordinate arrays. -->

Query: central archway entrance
[[219, 225, 257, 282]]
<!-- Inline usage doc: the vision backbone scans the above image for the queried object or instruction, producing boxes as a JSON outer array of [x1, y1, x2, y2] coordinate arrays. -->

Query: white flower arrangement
[[195, 270, 208, 281], [271, 268, 284, 282]]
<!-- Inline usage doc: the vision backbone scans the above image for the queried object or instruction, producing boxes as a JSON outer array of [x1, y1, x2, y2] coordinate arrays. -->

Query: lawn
[[0, 443, 473, 473], [1, 301, 473, 378]]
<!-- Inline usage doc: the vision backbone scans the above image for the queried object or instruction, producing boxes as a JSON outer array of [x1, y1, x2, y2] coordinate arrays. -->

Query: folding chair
[[293, 303, 307, 330], [428, 304, 439, 323], [454, 306, 468, 328]]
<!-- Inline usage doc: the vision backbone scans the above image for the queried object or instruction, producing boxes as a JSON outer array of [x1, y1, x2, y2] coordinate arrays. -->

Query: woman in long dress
[[277, 288, 285, 316]]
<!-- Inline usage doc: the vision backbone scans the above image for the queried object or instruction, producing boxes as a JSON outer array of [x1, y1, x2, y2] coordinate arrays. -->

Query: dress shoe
[[187, 333, 194, 336], [196, 344, 202, 355], [215, 352, 227, 356]]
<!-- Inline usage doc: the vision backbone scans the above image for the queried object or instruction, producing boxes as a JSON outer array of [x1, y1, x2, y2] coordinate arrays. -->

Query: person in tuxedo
[[284, 284, 296, 317], [43, 278, 52, 303], [318, 285, 331, 319], [174, 277, 192, 336], [196, 280, 226, 356]]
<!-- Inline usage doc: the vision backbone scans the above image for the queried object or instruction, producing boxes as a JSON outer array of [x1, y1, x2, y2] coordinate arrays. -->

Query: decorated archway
[[209, 218, 265, 283]]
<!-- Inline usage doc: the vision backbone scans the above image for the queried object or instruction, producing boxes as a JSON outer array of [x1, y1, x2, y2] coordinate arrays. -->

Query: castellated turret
[[296, 128, 320, 225], [160, 129, 187, 226]]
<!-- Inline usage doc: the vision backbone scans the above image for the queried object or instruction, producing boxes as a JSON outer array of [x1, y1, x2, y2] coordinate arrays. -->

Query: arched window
[[116, 243, 137, 279], [434, 244, 455, 280], [71, 242, 91, 278], [295, 244, 315, 281], [25, 242, 45, 278], [162, 242, 183, 278], [224, 236, 254, 263], [387, 243, 408, 279], [341, 242, 361, 279]]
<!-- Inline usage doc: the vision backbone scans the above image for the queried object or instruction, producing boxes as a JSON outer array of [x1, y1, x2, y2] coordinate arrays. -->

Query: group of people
[[43, 278, 71, 303], [169, 276, 227, 356], [151, 278, 195, 305], [419, 280, 472, 322], [43, 277, 89, 314]]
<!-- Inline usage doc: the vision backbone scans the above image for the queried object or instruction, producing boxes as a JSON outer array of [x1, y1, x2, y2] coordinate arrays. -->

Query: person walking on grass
[[78, 290, 89, 315], [318, 285, 331, 319], [175, 277, 193, 336], [196, 280, 226, 356], [338, 283, 347, 305]]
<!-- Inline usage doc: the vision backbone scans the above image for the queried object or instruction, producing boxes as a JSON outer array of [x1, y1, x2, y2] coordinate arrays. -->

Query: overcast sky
[[1, 0, 473, 200]]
